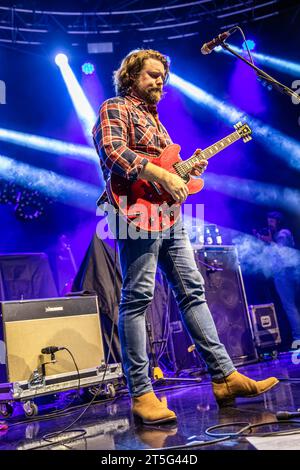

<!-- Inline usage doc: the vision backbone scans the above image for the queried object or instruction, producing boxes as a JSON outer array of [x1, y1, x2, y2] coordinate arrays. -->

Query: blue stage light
[[82, 62, 95, 75], [242, 40, 256, 51], [0, 154, 102, 211], [204, 172, 300, 214], [169, 73, 300, 171], [217, 44, 300, 76], [55, 53, 96, 143], [0, 128, 97, 163]]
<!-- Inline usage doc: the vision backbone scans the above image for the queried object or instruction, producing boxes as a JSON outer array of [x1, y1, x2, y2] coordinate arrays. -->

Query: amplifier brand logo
[[261, 315, 272, 328], [45, 306, 64, 312]]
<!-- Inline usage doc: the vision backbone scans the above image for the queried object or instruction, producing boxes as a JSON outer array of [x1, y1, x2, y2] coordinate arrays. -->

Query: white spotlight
[[55, 53, 68, 67]]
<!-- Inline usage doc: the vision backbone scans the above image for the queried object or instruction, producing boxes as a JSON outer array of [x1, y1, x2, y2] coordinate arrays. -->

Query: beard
[[133, 84, 164, 104]]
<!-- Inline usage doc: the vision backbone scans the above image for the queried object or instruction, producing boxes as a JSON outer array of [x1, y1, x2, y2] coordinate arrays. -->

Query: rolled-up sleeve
[[93, 98, 148, 181]]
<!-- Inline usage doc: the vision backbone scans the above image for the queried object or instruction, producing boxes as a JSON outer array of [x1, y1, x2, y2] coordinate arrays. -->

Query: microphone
[[276, 410, 300, 420], [41, 346, 64, 355], [201, 29, 235, 55]]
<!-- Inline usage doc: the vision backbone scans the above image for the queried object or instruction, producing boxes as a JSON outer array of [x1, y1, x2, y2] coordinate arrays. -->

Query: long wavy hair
[[113, 49, 170, 96]]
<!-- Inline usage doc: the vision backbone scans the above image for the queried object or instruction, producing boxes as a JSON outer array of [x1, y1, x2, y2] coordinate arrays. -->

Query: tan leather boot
[[138, 426, 178, 447], [132, 391, 177, 424], [212, 371, 279, 407]]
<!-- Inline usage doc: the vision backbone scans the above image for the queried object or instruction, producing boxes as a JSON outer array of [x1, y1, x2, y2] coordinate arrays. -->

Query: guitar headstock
[[234, 121, 252, 142]]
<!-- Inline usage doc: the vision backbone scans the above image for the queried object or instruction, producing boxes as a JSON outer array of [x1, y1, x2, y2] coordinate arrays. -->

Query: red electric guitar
[[107, 121, 252, 232]]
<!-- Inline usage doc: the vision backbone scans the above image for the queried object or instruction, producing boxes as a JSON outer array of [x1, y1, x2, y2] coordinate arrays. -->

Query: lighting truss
[[0, 1, 295, 48]]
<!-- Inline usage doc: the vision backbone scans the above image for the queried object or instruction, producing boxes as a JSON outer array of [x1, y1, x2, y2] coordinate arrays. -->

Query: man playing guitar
[[93, 49, 278, 424]]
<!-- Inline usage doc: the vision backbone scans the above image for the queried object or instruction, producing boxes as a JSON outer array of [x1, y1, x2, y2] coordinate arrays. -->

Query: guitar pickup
[[150, 182, 163, 195]]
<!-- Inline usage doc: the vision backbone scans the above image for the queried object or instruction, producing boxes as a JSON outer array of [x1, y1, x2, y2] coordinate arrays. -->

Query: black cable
[[40, 378, 114, 444], [12, 375, 299, 433], [206, 421, 253, 437], [2, 242, 122, 445], [249, 421, 300, 437], [226, 25, 296, 98], [51, 347, 81, 411], [63, 347, 81, 396], [205, 420, 300, 438], [38, 347, 82, 417], [234, 26, 254, 65], [155, 419, 300, 451], [3, 394, 119, 430], [18, 347, 81, 421], [41, 347, 86, 443], [40, 237, 121, 444], [7, 372, 299, 429]]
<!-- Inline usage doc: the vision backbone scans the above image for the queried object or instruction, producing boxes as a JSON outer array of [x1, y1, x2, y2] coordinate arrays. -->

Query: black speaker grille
[[168, 246, 257, 368]]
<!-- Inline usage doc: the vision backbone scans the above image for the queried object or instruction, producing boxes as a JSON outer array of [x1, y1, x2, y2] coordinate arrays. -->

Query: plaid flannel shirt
[[92, 94, 173, 185]]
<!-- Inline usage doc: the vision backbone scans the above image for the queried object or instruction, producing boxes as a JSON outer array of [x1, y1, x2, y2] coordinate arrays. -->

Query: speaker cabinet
[[196, 246, 257, 364], [0, 253, 58, 301], [0, 296, 105, 383], [168, 246, 257, 367]]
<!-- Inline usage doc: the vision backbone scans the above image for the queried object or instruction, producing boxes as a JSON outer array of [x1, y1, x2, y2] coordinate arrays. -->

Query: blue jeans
[[115, 217, 236, 397]]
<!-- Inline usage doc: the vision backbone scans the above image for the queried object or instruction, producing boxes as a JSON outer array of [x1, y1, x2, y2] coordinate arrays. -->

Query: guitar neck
[[201, 130, 241, 161], [177, 130, 241, 174]]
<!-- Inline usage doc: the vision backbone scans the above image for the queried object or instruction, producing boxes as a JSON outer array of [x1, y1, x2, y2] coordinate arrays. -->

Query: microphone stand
[[220, 41, 300, 104], [145, 315, 202, 385]]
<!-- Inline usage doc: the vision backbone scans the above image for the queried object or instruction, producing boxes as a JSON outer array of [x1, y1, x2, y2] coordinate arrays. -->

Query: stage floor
[[0, 352, 300, 451]]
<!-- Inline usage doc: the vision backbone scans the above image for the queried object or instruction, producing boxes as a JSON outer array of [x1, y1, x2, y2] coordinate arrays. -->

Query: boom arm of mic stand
[[220, 42, 300, 104]]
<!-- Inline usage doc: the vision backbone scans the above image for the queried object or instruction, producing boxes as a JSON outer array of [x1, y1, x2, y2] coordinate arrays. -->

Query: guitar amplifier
[[0, 296, 105, 383], [194, 246, 257, 365], [168, 246, 257, 368]]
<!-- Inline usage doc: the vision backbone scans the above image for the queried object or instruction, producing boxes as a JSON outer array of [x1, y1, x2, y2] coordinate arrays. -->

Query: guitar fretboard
[[176, 130, 241, 176]]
